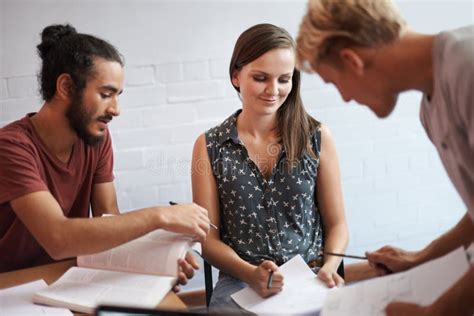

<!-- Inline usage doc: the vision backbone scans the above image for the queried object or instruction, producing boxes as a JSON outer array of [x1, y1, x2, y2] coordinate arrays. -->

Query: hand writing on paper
[[249, 260, 284, 298], [385, 301, 431, 316], [366, 246, 419, 276], [173, 252, 200, 293], [317, 264, 344, 288]]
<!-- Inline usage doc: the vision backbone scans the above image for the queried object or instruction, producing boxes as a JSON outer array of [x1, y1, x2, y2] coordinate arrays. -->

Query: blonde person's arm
[[315, 125, 349, 288], [192, 134, 283, 298], [366, 213, 474, 275], [384, 265, 474, 316]]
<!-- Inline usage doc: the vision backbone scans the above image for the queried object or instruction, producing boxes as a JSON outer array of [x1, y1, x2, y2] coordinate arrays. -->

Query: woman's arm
[[192, 134, 283, 297], [315, 125, 349, 287]]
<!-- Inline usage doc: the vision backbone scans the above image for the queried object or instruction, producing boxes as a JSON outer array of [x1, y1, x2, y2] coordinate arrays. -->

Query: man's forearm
[[427, 265, 474, 316], [417, 213, 474, 264], [52, 207, 161, 259]]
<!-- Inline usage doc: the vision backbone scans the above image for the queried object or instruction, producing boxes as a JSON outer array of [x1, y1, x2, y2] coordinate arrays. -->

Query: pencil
[[323, 251, 368, 260], [169, 201, 218, 230]]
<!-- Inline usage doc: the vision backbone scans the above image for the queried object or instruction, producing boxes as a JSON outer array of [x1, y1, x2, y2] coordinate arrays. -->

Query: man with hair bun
[[296, 0, 473, 315], [0, 24, 210, 291]]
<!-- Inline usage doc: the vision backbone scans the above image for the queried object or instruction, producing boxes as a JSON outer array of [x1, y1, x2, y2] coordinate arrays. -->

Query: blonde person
[[192, 23, 348, 312], [296, 1, 474, 315]]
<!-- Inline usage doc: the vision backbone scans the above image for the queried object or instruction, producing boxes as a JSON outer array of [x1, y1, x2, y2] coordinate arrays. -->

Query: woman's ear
[[231, 70, 240, 88], [56, 73, 74, 101], [339, 49, 364, 76]]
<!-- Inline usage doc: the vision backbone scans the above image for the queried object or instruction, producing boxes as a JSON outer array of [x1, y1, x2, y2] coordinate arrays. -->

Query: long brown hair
[[229, 23, 320, 166]]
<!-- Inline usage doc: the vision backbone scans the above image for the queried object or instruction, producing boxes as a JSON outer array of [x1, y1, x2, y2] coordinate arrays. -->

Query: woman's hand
[[317, 264, 344, 288], [247, 260, 284, 298]]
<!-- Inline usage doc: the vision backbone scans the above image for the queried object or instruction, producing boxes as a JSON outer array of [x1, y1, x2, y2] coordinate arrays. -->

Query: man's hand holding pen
[[169, 201, 218, 230], [157, 202, 210, 241]]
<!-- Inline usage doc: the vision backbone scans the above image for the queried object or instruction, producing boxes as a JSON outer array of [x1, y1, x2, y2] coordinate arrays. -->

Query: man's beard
[[66, 91, 106, 146]]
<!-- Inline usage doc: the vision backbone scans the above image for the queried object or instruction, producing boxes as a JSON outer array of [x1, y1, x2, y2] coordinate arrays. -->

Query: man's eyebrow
[[101, 85, 123, 95]]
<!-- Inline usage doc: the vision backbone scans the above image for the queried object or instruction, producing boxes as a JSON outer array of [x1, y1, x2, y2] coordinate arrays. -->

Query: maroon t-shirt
[[0, 114, 114, 272]]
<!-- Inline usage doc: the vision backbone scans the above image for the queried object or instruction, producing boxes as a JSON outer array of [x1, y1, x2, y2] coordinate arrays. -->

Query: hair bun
[[37, 24, 77, 59]]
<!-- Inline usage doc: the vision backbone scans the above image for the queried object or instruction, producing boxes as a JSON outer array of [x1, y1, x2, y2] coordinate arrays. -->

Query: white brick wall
[[1, 0, 472, 291], [0, 79, 8, 100], [6, 76, 38, 98]]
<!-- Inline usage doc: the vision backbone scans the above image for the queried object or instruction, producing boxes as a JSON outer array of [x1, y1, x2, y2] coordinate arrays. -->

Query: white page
[[322, 247, 470, 316], [78, 229, 195, 277], [231, 255, 336, 315], [33, 267, 176, 314], [0, 280, 72, 316]]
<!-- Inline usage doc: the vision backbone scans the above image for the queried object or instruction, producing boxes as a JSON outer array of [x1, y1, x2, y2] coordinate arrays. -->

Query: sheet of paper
[[0, 280, 72, 315], [231, 254, 336, 315], [322, 247, 470, 316]]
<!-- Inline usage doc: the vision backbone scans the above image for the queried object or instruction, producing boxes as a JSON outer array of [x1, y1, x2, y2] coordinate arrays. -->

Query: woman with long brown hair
[[191, 23, 348, 311]]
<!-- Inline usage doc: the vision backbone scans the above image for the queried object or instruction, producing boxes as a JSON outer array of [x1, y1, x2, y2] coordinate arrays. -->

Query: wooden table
[[0, 259, 187, 315]]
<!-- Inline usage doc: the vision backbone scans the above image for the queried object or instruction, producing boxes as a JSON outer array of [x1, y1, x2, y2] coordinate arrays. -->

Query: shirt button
[[441, 142, 448, 150], [265, 187, 271, 193]]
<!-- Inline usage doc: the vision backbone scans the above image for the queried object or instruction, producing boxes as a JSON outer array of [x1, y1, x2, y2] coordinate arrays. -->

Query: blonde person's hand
[[173, 252, 200, 293], [317, 264, 344, 288], [385, 301, 432, 316], [248, 260, 283, 298], [366, 245, 419, 276], [157, 203, 210, 242]]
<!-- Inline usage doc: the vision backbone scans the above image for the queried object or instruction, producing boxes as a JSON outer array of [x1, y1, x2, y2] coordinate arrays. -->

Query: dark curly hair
[[37, 24, 124, 101]]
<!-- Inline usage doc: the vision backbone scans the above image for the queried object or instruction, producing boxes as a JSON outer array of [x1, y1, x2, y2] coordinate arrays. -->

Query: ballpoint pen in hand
[[323, 251, 367, 260], [169, 201, 218, 230], [322, 251, 392, 274], [267, 270, 274, 289]]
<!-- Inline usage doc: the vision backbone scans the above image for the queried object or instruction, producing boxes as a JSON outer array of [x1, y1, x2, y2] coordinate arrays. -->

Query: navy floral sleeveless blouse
[[205, 110, 324, 267]]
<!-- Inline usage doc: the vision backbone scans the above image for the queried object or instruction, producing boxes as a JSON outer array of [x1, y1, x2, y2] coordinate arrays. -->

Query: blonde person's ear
[[339, 49, 364, 76]]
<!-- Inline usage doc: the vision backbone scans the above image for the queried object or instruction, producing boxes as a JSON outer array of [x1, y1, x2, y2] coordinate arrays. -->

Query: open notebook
[[33, 230, 199, 314]]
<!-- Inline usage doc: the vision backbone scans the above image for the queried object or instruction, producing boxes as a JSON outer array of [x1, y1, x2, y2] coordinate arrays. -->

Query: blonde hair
[[296, 0, 407, 71]]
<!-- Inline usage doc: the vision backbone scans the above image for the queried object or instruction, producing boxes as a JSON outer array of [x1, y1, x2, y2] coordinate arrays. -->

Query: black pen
[[323, 251, 393, 274], [267, 270, 274, 289], [323, 251, 367, 260], [169, 201, 218, 230]]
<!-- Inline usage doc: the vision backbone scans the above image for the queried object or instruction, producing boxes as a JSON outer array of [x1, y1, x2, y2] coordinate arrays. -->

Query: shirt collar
[[216, 109, 242, 145]]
